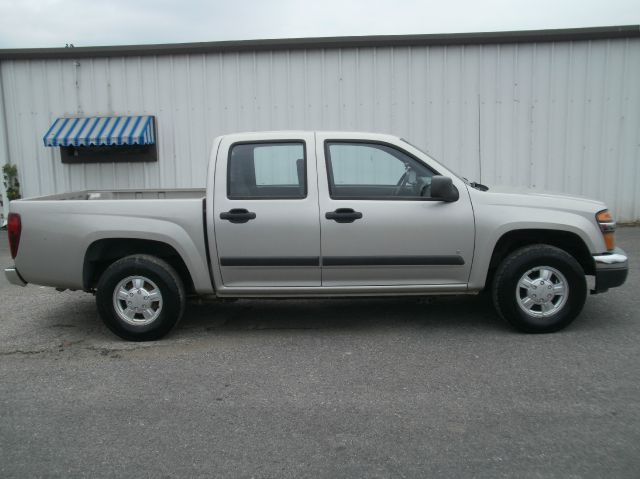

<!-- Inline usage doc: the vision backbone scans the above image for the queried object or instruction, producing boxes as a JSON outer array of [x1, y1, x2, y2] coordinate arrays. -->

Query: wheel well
[[485, 229, 594, 289], [83, 239, 195, 293]]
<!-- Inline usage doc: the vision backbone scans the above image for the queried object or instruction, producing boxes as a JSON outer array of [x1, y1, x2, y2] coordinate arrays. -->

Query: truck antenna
[[477, 94, 483, 183]]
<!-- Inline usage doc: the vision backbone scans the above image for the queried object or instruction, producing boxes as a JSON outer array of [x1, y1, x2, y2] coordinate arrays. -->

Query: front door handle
[[325, 208, 363, 223], [220, 208, 256, 224]]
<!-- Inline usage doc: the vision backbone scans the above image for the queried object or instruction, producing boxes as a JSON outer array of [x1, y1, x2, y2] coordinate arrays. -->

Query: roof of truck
[[220, 131, 401, 138]]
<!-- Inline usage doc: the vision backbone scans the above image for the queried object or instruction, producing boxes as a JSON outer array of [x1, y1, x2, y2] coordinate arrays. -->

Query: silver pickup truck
[[4, 131, 629, 340]]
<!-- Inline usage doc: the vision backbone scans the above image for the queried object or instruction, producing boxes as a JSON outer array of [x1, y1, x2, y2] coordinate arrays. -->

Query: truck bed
[[21, 188, 207, 201], [9, 189, 212, 294]]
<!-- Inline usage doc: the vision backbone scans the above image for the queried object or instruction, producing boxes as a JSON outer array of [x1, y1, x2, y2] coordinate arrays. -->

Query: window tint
[[326, 142, 435, 199], [228, 142, 306, 199]]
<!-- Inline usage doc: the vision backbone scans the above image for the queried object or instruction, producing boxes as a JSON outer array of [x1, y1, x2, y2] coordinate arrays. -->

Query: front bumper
[[592, 247, 628, 293], [4, 267, 27, 287]]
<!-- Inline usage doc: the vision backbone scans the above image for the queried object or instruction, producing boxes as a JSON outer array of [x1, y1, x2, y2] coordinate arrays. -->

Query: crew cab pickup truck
[[4, 131, 629, 340]]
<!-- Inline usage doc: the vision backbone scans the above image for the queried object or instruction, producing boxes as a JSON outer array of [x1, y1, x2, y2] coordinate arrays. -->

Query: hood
[[470, 184, 607, 215]]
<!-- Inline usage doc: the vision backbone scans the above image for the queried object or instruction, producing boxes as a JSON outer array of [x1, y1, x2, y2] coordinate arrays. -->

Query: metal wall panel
[[1, 38, 639, 220]]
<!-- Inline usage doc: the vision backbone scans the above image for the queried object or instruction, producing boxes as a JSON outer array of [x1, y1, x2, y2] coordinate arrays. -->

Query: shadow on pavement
[[178, 294, 506, 334]]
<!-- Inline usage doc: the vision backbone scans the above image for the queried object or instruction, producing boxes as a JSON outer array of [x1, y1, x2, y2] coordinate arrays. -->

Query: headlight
[[596, 209, 616, 251]]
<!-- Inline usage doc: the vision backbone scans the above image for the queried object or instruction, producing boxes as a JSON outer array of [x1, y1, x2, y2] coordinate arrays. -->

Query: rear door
[[213, 133, 320, 287], [316, 133, 475, 286]]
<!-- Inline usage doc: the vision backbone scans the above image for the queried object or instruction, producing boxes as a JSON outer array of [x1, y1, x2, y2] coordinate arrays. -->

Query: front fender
[[468, 204, 605, 290]]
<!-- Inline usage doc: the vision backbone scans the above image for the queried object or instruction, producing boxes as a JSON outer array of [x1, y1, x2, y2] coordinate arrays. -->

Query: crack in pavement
[[0, 343, 151, 357]]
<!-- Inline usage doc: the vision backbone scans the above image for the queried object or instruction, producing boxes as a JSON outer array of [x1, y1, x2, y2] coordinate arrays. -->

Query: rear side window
[[228, 142, 306, 199]]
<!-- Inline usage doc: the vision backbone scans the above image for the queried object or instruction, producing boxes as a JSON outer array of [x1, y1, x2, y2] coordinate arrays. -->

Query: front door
[[213, 133, 321, 287], [316, 134, 475, 286]]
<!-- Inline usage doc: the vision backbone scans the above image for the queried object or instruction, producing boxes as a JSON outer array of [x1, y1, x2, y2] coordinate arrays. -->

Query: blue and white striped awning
[[43, 115, 155, 147]]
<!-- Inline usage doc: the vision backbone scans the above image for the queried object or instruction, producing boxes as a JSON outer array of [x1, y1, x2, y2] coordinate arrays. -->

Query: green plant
[[3, 163, 21, 201]]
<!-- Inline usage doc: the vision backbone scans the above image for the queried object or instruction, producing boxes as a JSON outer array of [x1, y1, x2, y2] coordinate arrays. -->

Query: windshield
[[399, 138, 487, 190], [399, 138, 465, 181]]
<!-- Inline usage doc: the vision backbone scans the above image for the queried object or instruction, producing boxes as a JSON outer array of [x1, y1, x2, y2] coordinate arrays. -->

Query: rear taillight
[[7, 213, 21, 259], [596, 209, 616, 251]]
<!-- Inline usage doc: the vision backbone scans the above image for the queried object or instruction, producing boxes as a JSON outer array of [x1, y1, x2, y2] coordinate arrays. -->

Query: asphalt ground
[[0, 228, 638, 478]]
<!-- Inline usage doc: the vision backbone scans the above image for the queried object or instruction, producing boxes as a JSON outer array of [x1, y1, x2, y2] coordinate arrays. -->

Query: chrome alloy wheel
[[112, 276, 163, 326], [516, 266, 569, 318]]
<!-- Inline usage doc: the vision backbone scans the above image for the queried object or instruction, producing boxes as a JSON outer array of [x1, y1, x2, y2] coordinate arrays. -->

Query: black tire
[[492, 245, 587, 333], [96, 255, 185, 341]]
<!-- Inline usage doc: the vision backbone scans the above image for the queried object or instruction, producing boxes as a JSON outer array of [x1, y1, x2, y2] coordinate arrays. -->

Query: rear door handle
[[220, 208, 256, 224], [325, 208, 363, 223]]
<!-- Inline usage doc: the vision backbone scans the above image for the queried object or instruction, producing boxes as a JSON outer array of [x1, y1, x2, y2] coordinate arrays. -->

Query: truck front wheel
[[492, 245, 587, 333], [96, 255, 185, 341]]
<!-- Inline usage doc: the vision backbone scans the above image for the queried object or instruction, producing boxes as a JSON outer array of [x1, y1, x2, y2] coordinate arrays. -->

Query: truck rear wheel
[[96, 255, 185, 341], [492, 245, 587, 333]]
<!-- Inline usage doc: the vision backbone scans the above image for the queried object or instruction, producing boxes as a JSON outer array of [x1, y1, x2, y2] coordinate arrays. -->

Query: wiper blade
[[469, 181, 489, 191]]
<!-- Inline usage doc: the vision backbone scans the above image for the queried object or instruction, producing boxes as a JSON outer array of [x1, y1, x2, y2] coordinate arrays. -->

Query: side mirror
[[430, 175, 459, 202]]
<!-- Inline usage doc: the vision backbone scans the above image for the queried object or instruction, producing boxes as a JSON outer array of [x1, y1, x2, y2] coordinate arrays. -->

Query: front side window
[[325, 142, 436, 199], [228, 142, 306, 199]]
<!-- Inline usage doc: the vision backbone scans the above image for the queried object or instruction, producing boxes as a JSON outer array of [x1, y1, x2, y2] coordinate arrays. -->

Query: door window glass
[[326, 142, 435, 199]]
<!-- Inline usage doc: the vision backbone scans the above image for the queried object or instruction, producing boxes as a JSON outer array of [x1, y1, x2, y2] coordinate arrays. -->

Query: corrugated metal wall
[[1, 38, 639, 220]]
